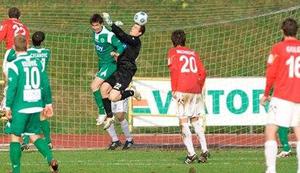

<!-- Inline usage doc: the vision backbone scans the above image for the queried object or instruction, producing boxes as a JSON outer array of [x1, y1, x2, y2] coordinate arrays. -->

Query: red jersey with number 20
[[264, 39, 300, 103], [0, 18, 30, 49], [168, 46, 206, 93]]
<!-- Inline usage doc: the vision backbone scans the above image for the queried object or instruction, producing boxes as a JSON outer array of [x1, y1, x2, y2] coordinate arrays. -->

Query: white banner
[[131, 78, 268, 127]]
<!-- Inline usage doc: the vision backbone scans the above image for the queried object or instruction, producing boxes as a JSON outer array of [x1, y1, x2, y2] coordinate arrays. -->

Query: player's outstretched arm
[[112, 24, 140, 46]]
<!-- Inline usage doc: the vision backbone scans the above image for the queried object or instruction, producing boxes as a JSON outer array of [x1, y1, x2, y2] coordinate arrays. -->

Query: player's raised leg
[[100, 82, 115, 130]]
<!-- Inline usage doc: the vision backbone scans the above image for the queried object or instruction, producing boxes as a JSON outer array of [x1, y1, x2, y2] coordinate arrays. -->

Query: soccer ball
[[134, 11, 148, 26]]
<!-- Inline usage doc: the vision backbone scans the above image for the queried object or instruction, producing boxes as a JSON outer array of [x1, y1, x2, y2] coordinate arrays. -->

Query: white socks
[[192, 120, 208, 152], [106, 119, 133, 142], [265, 140, 277, 173], [106, 124, 119, 142], [120, 119, 132, 141], [182, 123, 196, 156]]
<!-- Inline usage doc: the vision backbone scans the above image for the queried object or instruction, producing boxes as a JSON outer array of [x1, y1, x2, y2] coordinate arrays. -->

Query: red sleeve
[[0, 21, 7, 42], [168, 49, 178, 91], [196, 54, 206, 91], [264, 45, 279, 96]]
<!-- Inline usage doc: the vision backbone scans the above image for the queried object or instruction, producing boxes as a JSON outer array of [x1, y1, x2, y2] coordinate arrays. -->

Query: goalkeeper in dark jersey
[[100, 12, 146, 130]]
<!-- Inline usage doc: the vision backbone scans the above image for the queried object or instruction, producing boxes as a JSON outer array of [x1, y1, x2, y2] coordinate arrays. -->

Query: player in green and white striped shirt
[[89, 13, 125, 125], [21, 31, 53, 150]]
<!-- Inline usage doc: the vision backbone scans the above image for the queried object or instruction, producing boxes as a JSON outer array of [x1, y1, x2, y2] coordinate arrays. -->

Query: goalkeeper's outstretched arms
[[103, 12, 141, 46]]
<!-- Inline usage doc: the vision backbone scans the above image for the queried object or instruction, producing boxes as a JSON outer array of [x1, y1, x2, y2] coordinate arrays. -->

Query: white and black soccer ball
[[134, 11, 148, 26]]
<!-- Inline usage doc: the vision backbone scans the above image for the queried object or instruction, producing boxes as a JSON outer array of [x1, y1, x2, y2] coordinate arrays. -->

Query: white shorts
[[173, 92, 206, 118], [267, 97, 300, 127], [111, 99, 128, 113]]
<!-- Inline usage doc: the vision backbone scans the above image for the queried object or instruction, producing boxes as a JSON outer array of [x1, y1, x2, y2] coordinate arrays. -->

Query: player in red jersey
[[168, 30, 209, 164], [260, 18, 300, 173], [0, 7, 30, 84], [0, 7, 30, 80], [0, 7, 30, 49]]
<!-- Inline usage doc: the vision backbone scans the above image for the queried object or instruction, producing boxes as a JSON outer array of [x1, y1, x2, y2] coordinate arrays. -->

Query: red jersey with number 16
[[264, 39, 300, 103], [168, 46, 206, 93], [0, 18, 30, 49]]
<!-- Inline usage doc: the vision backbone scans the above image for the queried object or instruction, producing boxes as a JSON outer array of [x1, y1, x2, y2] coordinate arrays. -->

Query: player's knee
[[91, 78, 103, 91], [116, 113, 125, 121], [11, 134, 21, 142], [109, 91, 120, 102], [30, 135, 39, 143], [181, 123, 192, 138], [100, 83, 112, 97], [90, 81, 97, 91]]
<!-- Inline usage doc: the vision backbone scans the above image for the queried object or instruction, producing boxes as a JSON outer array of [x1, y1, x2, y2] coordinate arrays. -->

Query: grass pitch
[[0, 148, 297, 173]]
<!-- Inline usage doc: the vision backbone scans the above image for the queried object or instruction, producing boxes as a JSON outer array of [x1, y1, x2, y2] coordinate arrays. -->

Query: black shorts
[[105, 68, 135, 91]]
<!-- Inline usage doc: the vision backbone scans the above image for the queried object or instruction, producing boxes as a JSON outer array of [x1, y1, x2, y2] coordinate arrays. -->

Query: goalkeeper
[[100, 12, 146, 130]]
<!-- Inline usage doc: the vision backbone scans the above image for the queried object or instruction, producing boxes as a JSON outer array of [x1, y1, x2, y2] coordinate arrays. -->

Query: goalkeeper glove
[[102, 12, 113, 26], [114, 21, 123, 26]]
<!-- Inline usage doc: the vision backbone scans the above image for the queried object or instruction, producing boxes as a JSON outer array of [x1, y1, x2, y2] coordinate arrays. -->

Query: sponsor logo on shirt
[[100, 38, 105, 43]]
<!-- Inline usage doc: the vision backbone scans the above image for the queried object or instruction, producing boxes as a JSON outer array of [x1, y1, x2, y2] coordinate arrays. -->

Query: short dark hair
[[281, 18, 298, 37], [14, 35, 27, 51], [8, 7, 21, 19], [90, 14, 103, 25], [32, 31, 45, 47], [171, 30, 186, 47]]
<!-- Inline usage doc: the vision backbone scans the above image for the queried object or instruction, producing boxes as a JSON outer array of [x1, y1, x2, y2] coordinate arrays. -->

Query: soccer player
[[0, 7, 30, 80], [5, 35, 58, 173], [167, 29, 209, 164], [20, 31, 53, 150], [100, 12, 145, 129], [106, 99, 134, 150], [260, 18, 300, 173], [90, 13, 125, 126]]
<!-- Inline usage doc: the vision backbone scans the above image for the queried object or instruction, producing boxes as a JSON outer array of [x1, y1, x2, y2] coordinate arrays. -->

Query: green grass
[[0, 1, 299, 136], [0, 149, 297, 173]]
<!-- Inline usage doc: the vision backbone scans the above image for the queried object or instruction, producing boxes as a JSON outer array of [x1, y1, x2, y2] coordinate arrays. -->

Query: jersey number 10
[[286, 55, 300, 78], [180, 55, 198, 73], [24, 66, 40, 89]]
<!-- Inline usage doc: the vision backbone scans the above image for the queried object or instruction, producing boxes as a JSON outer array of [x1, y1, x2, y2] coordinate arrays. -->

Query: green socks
[[41, 119, 51, 144], [93, 90, 105, 114], [10, 142, 21, 173], [278, 126, 291, 152], [34, 138, 53, 164], [22, 135, 30, 145]]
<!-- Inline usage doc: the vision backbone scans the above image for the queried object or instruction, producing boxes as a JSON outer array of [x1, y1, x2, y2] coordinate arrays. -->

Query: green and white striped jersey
[[93, 26, 125, 68], [5, 52, 51, 113]]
